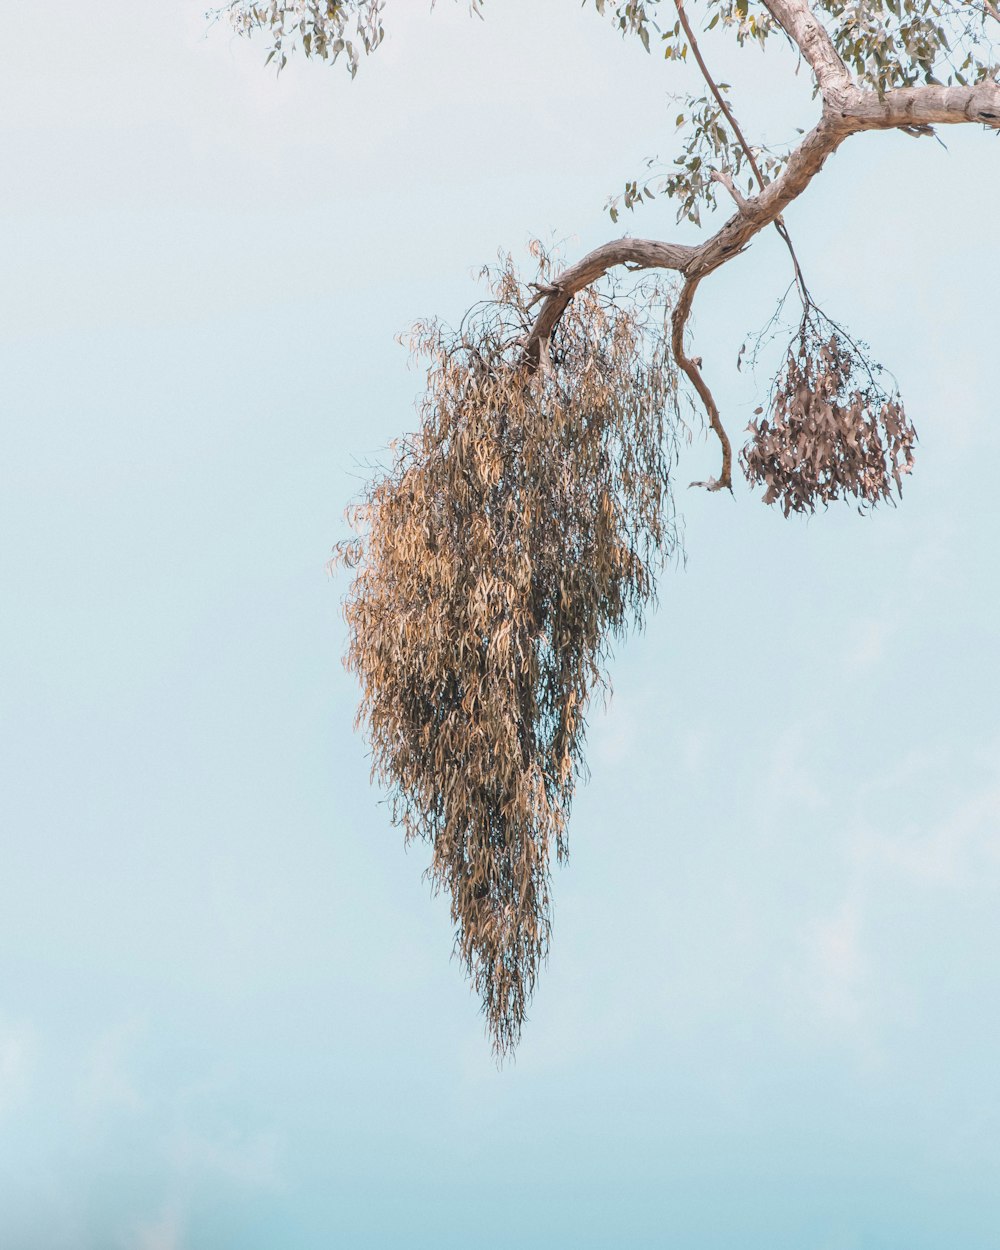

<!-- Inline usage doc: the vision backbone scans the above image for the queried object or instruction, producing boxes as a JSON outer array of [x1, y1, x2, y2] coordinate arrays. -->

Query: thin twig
[[674, 0, 811, 304]]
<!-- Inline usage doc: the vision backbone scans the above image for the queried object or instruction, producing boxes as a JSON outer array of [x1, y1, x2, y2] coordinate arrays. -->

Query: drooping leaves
[[221, 0, 483, 74], [816, 0, 999, 96], [741, 309, 917, 515], [334, 247, 681, 1055]]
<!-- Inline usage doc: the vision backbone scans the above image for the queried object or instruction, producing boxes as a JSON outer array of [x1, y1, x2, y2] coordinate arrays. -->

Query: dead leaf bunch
[[334, 246, 681, 1055], [741, 310, 917, 516]]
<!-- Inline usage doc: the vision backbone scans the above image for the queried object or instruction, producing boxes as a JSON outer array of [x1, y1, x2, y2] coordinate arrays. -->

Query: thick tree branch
[[761, 0, 854, 99], [524, 112, 854, 351], [523, 73, 999, 481], [522, 109, 850, 455], [844, 80, 1000, 130], [525, 78, 999, 325], [523, 239, 696, 365], [523, 111, 849, 478]]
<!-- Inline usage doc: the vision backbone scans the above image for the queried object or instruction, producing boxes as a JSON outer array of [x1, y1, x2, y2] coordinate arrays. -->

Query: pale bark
[[762, 0, 853, 97], [523, 0, 1000, 481], [843, 81, 1000, 130], [525, 75, 999, 345]]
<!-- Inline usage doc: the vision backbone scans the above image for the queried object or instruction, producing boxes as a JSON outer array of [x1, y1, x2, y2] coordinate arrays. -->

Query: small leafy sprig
[[608, 90, 787, 225]]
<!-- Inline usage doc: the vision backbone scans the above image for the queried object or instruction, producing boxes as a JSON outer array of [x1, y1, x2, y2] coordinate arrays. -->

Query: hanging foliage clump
[[741, 307, 917, 516], [334, 246, 682, 1055]]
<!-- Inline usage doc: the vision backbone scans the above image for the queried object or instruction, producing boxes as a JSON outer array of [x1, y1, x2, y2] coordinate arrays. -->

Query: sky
[[1, 2, 999, 1247]]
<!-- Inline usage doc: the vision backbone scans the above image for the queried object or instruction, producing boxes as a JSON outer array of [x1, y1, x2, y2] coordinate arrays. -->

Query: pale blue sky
[[2, 3, 999, 1247]]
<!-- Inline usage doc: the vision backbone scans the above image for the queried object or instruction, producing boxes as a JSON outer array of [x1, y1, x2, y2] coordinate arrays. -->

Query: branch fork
[[520, 0, 1000, 484], [711, 169, 751, 213]]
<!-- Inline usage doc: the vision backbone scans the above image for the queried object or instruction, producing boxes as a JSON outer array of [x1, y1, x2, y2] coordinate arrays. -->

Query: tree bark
[[523, 0, 1000, 471]]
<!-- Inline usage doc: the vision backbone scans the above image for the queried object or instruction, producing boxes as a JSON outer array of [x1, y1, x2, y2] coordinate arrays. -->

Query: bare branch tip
[[710, 169, 752, 213], [688, 475, 734, 493]]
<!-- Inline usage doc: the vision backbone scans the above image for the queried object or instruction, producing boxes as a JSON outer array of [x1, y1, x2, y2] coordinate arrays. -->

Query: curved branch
[[526, 106, 853, 352], [671, 0, 813, 472], [671, 277, 732, 491], [522, 76, 1000, 480], [522, 110, 849, 481], [523, 238, 696, 366]]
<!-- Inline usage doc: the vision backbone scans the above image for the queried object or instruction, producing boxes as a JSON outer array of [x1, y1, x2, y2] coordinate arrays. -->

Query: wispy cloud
[[856, 770, 1000, 888], [841, 614, 894, 673], [796, 756, 1000, 1058], [0, 1020, 35, 1117], [807, 896, 868, 1032], [166, 1123, 282, 1189], [762, 725, 827, 814], [78, 1016, 146, 1115], [129, 1205, 184, 1250]]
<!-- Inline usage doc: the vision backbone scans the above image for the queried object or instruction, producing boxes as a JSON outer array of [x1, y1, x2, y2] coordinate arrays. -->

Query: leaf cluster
[[222, 0, 386, 74], [605, 0, 997, 224], [221, 0, 490, 73], [334, 247, 682, 1054], [816, 0, 999, 95], [741, 309, 917, 514], [610, 91, 786, 225], [597, 0, 998, 87]]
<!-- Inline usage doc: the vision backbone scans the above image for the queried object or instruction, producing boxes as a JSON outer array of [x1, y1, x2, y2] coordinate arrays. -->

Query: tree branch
[[671, 277, 732, 491], [522, 112, 848, 482], [673, 0, 812, 475], [710, 169, 751, 212], [526, 73, 1000, 337], [761, 0, 854, 99], [523, 238, 696, 365], [522, 73, 1000, 481], [844, 80, 1000, 130], [675, 0, 770, 189]]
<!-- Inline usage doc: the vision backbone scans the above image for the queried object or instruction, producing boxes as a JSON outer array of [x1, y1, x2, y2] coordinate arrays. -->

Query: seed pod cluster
[[741, 317, 917, 516], [335, 249, 681, 1054]]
